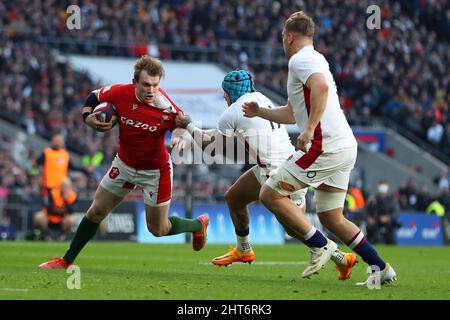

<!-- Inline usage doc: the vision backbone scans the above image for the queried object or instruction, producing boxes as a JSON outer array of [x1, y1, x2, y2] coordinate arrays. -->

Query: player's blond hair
[[134, 55, 165, 81], [284, 11, 315, 38]]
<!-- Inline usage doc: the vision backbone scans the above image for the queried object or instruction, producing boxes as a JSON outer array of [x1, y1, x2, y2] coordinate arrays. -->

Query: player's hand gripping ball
[[93, 102, 118, 126]]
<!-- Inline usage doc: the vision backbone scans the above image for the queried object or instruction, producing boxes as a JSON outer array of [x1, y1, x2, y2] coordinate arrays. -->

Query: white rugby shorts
[[251, 165, 306, 208], [100, 156, 173, 207], [266, 145, 357, 195]]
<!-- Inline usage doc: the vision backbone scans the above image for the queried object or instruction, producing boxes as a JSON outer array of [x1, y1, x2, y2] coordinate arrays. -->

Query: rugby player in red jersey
[[38, 56, 209, 269]]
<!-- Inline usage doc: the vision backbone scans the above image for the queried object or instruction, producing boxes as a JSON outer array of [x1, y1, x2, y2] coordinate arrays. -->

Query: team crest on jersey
[[149, 191, 153, 198], [132, 104, 138, 111], [109, 167, 120, 179]]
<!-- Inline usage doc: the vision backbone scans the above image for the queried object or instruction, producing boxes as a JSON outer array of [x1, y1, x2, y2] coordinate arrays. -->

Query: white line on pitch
[[199, 261, 308, 265], [0, 288, 29, 292]]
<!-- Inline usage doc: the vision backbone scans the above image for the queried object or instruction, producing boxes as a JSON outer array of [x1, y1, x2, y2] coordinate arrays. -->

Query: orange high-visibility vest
[[46, 189, 77, 224], [41, 148, 70, 189], [349, 187, 366, 209]]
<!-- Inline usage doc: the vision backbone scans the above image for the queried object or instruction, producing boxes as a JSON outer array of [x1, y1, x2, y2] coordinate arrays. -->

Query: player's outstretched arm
[[170, 128, 189, 150], [242, 101, 296, 124], [175, 113, 220, 149], [171, 127, 218, 150]]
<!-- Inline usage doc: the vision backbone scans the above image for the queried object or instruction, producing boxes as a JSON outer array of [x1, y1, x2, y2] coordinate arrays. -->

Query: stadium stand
[[1, 0, 448, 157]]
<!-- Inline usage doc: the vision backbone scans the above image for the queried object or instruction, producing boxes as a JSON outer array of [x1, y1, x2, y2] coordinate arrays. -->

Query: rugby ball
[[93, 102, 118, 125]]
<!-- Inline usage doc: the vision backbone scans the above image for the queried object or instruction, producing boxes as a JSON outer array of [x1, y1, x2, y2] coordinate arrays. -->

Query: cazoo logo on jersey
[[120, 117, 158, 131]]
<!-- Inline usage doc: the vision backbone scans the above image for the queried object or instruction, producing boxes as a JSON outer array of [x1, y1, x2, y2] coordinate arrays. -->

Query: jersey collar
[[134, 91, 156, 108]]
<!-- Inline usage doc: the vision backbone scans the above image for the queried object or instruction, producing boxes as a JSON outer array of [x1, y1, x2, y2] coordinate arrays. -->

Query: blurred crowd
[[0, 39, 118, 160], [0, 0, 449, 157]]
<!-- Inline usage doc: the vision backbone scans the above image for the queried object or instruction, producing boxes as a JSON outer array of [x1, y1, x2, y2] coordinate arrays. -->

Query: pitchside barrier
[[136, 202, 285, 244], [70, 199, 138, 241], [395, 212, 445, 245], [2, 198, 447, 245], [76, 201, 448, 246]]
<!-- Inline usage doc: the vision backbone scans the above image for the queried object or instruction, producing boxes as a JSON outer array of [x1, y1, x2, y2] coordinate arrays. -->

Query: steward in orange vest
[[46, 186, 78, 226]]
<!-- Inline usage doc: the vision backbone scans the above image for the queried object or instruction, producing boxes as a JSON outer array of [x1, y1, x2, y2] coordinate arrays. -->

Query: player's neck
[[292, 38, 313, 56], [296, 39, 313, 52]]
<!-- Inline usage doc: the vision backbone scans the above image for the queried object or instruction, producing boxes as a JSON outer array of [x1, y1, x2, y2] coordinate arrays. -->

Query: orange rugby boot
[[335, 252, 358, 280], [212, 247, 255, 266]]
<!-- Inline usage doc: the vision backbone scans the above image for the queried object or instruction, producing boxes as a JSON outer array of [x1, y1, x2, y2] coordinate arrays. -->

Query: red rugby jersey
[[95, 83, 182, 170]]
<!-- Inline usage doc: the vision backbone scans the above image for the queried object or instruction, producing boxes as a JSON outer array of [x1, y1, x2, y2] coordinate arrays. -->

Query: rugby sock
[[235, 228, 252, 252], [331, 248, 346, 266], [167, 216, 201, 235], [348, 230, 386, 270], [303, 226, 327, 248], [63, 216, 99, 263]]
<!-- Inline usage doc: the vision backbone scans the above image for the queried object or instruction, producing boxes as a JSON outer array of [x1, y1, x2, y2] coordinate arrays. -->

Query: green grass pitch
[[0, 241, 449, 300]]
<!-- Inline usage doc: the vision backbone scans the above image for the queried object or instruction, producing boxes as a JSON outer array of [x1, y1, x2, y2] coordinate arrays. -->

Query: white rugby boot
[[302, 238, 338, 278], [356, 263, 397, 287]]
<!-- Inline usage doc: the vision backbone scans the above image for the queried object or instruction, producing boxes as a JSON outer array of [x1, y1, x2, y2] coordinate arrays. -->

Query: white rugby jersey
[[217, 92, 294, 171], [287, 45, 357, 160]]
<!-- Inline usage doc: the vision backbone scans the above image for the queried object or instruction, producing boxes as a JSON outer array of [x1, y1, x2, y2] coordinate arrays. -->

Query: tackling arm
[[174, 113, 225, 150], [192, 128, 222, 149]]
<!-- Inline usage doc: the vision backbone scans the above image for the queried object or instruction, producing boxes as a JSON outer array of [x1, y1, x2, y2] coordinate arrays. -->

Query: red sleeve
[[94, 84, 124, 104], [159, 88, 184, 114]]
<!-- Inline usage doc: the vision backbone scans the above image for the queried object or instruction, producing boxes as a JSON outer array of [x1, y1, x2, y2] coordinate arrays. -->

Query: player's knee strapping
[[314, 190, 346, 213]]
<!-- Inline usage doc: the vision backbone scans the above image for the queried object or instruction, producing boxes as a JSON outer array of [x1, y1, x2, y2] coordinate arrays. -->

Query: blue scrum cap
[[222, 70, 255, 104]]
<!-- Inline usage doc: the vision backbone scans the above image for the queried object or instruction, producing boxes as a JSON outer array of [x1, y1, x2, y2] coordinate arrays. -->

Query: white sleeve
[[291, 54, 323, 85], [217, 107, 238, 137]]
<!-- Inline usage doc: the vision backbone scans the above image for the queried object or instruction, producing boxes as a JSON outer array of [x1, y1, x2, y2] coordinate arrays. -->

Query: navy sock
[[304, 228, 327, 247], [349, 231, 386, 270]]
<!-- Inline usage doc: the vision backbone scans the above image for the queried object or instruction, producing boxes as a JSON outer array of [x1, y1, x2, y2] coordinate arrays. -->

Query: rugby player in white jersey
[[243, 11, 396, 285], [175, 70, 357, 280]]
